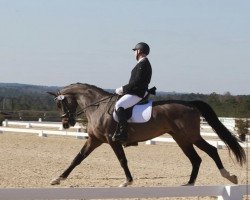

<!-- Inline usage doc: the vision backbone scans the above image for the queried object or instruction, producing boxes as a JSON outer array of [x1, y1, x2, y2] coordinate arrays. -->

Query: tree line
[[152, 92, 250, 118], [0, 83, 250, 122], [0, 83, 60, 121]]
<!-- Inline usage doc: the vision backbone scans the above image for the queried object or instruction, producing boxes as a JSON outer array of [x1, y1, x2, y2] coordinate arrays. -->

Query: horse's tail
[[189, 100, 246, 166]]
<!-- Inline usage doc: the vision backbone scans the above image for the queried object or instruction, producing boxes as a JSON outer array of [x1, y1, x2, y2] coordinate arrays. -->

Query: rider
[[112, 42, 152, 143]]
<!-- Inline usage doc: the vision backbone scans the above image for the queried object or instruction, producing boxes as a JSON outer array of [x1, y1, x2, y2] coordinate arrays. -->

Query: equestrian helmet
[[132, 42, 150, 55]]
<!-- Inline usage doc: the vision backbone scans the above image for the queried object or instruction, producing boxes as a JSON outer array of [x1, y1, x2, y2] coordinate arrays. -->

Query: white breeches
[[115, 92, 147, 111]]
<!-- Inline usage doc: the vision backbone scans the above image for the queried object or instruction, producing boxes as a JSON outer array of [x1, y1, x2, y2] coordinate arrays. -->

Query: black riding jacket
[[122, 57, 152, 98]]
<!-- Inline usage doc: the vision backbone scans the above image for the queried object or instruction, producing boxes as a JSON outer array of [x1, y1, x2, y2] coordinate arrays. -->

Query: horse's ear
[[47, 91, 57, 97]]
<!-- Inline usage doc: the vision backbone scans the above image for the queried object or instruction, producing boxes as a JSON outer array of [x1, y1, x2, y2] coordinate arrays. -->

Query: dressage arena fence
[[0, 185, 249, 200], [0, 118, 249, 148]]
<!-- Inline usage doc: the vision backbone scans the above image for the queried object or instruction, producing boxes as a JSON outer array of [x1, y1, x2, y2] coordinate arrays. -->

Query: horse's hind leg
[[181, 145, 202, 185], [174, 136, 202, 185], [109, 142, 133, 187], [194, 138, 238, 184], [51, 137, 102, 185]]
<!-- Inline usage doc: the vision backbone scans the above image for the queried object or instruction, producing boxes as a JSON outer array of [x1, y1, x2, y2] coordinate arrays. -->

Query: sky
[[0, 0, 249, 95]]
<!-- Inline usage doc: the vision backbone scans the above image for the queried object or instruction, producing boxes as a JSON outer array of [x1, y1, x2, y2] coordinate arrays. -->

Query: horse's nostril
[[63, 123, 69, 129]]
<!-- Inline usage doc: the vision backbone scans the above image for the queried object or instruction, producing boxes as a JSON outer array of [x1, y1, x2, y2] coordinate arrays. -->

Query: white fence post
[[59, 125, 63, 130], [38, 130, 47, 137], [26, 123, 32, 128], [218, 185, 247, 200], [3, 119, 8, 127], [146, 140, 156, 145]]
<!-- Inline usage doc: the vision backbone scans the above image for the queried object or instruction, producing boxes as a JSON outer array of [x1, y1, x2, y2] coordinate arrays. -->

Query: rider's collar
[[137, 56, 147, 63]]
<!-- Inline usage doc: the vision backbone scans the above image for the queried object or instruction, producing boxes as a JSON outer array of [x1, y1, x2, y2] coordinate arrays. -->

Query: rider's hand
[[115, 87, 123, 95]]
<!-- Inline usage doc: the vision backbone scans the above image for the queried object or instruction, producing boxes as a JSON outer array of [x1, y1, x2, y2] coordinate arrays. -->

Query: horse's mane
[[61, 82, 112, 96]]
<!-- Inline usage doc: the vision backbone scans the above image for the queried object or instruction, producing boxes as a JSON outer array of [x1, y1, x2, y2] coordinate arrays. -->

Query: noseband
[[55, 94, 76, 126]]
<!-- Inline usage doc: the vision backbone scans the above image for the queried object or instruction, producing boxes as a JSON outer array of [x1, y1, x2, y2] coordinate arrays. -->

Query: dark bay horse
[[48, 83, 246, 187]]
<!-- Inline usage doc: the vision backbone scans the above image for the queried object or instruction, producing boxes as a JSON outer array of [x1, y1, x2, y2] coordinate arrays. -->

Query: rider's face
[[134, 50, 139, 60]]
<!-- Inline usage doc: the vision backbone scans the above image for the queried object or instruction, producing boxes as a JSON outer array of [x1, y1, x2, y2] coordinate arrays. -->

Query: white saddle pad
[[113, 100, 153, 123]]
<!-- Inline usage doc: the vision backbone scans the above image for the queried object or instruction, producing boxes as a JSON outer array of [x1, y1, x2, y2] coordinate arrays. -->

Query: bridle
[[54, 94, 76, 126], [55, 93, 118, 123]]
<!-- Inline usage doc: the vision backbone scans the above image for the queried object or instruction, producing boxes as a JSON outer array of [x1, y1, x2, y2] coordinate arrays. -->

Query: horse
[[48, 83, 246, 187]]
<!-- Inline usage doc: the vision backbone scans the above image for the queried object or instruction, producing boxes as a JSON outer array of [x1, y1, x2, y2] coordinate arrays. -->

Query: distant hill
[[0, 82, 249, 118], [0, 83, 59, 98], [0, 82, 177, 98], [0, 83, 61, 116]]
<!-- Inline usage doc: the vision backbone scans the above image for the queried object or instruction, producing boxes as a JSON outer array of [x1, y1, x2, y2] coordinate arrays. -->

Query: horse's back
[[152, 100, 200, 119]]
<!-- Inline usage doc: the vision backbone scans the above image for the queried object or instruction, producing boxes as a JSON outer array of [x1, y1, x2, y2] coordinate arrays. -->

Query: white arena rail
[[2, 120, 83, 130], [0, 185, 249, 200], [1, 120, 249, 148], [0, 126, 234, 148], [0, 127, 88, 139], [145, 136, 250, 148], [0, 127, 249, 149]]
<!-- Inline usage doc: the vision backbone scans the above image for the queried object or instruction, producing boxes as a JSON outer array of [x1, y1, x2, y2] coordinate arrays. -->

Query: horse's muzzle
[[62, 116, 76, 129], [62, 118, 70, 129]]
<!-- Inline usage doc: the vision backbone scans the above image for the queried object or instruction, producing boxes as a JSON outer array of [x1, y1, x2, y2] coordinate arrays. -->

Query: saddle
[[113, 87, 156, 123]]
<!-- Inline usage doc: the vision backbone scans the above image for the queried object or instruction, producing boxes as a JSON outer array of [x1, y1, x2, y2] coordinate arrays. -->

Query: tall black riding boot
[[112, 107, 128, 143]]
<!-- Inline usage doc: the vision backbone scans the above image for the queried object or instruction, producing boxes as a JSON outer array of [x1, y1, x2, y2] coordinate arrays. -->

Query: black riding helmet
[[132, 42, 150, 55]]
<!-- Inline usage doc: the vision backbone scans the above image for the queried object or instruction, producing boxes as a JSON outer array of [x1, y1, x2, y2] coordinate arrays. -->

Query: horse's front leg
[[109, 142, 133, 187], [51, 137, 102, 185]]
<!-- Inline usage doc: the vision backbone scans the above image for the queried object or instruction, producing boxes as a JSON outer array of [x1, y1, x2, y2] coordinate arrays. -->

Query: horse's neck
[[77, 90, 110, 112], [63, 83, 112, 118]]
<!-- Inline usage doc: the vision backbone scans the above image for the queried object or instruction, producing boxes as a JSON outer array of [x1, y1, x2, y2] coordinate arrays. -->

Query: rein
[[75, 94, 118, 117]]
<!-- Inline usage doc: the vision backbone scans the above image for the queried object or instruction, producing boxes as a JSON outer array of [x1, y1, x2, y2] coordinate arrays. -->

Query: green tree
[[235, 119, 249, 141]]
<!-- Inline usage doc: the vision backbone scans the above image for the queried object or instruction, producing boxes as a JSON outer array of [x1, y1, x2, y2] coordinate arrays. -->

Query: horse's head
[[48, 92, 78, 129], [48, 83, 113, 129]]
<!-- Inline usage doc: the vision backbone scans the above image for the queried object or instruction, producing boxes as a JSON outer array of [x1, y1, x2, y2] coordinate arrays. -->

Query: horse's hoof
[[220, 169, 238, 184], [228, 175, 238, 184], [50, 177, 65, 185], [119, 180, 133, 187], [50, 178, 60, 185], [182, 183, 194, 186]]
